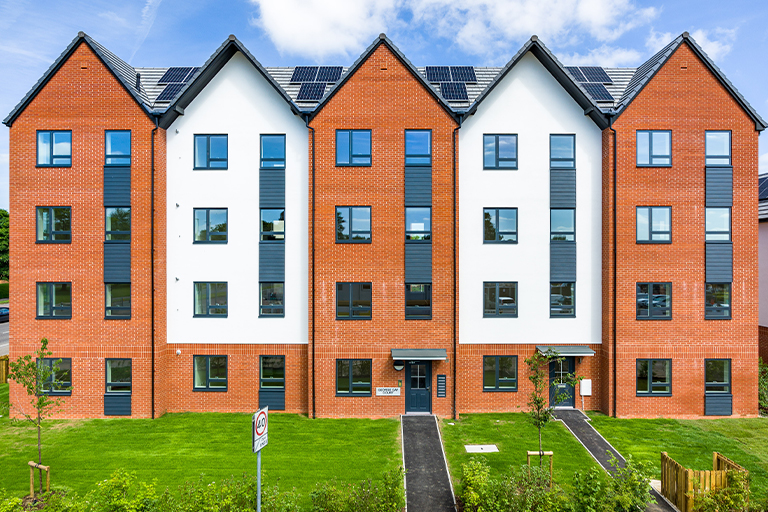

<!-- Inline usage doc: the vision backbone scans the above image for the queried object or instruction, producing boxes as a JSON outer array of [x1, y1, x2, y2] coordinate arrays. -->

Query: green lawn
[[440, 413, 603, 490], [0, 383, 400, 505]]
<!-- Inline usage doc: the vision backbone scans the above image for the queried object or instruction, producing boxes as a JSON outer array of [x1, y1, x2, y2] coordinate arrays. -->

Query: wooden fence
[[660, 451, 748, 512], [0, 355, 8, 384]]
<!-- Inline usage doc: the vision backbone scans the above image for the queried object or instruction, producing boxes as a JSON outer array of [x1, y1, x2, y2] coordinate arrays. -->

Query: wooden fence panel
[[0, 355, 8, 383], [661, 452, 748, 512]]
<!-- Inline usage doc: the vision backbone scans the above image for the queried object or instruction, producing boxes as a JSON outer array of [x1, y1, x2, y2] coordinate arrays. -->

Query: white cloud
[[690, 28, 737, 63], [129, 0, 164, 63], [558, 44, 642, 67], [645, 28, 673, 54], [98, 11, 131, 30]]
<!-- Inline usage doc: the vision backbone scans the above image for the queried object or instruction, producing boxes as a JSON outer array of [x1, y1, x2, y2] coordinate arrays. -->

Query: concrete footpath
[[401, 415, 456, 512]]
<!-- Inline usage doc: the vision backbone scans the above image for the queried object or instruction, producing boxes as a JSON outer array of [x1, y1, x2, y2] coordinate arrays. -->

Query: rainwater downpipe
[[305, 115, 316, 419], [151, 115, 158, 419], [608, 115, 617, 418], [452, 119, 461, 420]]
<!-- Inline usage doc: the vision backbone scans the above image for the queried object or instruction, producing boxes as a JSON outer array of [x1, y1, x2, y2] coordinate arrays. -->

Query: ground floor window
[[336, 359, 372, 396], [39, 358, 72, 395], [636, 359, 671, 396], [260, 356, 285, 389], [336, 283, 372, 319], [636, 282, 671, 319], [193, 355, 227, 391], [483, 356, 517, 391], [705, 359, 731, 393], [106, 359, 131, 392], [36, 282, 72, 318]]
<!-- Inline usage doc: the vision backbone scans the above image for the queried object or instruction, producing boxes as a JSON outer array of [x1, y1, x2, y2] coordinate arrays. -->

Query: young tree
[[8, 337, 70, 493]]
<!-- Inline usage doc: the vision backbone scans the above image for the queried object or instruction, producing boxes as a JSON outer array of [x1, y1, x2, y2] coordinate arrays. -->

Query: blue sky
[[1, 0, 767, 211]]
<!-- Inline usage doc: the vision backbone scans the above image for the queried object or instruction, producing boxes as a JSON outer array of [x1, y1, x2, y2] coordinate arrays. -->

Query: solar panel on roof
[[565, 66, 586, 82], [297, 82, 326, 101], [158, 67, 194, 84], [316, 66, 342, 82], [184, 67, 201, 82], [579, 66, 613, 84], [580, 82, 614, 102], [425, 66, 451, 82], [450, 66, 477, 82], [759, 176, 768, 200], [290, 66, 319, 83], [440, 82, 468, 101], [156, 82, 186, 102]]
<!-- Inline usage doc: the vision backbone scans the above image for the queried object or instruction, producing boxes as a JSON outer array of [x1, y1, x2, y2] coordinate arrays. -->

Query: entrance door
[[549, 357, 575, 407], [405, 361, 431, 413]]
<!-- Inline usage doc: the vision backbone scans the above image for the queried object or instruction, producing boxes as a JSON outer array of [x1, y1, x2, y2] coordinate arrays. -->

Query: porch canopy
[[391, 349, 448, 361], [535, 345, 595, 357]]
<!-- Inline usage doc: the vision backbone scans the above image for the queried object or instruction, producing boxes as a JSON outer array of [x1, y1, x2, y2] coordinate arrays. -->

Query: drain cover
[[464, 445, 499, 453]]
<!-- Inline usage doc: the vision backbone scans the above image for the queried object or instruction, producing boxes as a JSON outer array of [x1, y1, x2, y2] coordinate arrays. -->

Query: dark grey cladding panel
[[705, 394, 732, 416], [259, 243, 285, 281], [259, 389, 285, 410], [104, 166, 131, 206], [706, 167, 733, 207], [436, 375, 446, 398], [104, 243, 131, 283], [550, 242, 576, 281], [550, 170, 576, 208], [260, 169, 285, 208], [405, 167, 432, 206], [104, 394, 131, 416], [405, 243, 432, 282], [705, 243, 732, 282]]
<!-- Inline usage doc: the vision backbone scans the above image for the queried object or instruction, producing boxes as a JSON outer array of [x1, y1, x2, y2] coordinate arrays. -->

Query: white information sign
[[376, 387, 401, 396], [252, 406, 269, 453]]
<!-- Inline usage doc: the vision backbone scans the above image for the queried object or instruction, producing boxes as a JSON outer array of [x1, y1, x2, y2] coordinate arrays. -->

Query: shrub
[[309, 467, 405, 512], [458, 459, 491, 511], [759, 358, 768, 415], [604, 455, 655, 512], [693, 469, 750, 512], [0, 490, 23, 512], [572, 466, 606, 512]]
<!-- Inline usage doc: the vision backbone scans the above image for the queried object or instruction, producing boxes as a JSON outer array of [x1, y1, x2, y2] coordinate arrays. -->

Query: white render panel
[[459, 53, 602, 345], [166, 52, 308, 344], [759, 222, 768, 326]]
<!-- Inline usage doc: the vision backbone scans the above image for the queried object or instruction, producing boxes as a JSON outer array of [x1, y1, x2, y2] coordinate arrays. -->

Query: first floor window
[[405, 284, 431, 319], [37, 130, 71, 167], [483, 356, 517, 391], [105, 207, 130, 242], [194, 282, 228, 317], [550, 282, 575, 317], [336, 282, 372, 319], [193, 355, 227, 391], [39, 358, 72, 395], [405, 207, 431, 242], [37, 282, 72, 318], [261, 209, 285, 241], [194, 134, 228, 169], [105, 283, 131, 318], [483, 134, 517, 169], [106, 359, 131, 393], [705, 283, 731, 319], [261, 134, 286, 169], [36, 207, 71, 243], [551, 209, 575, 241], [405, 130, 431, 166], [194, 208, 227, 243], [260, 283, 284, 316], [336, 359, 372, 396], [705, 131, 731, 166], [483, 282, 517, 317], [705, 207, 730, 241], [636, 282, 671, 319], [105, 130, 131, 166], [636, 130, 671, 166], [336, 130, 372, 166], [705, 359, 731, 393], [636, 359, 671, 395], [336, 206, 371, 242], [483, 208, 517, 243], [260, 356, 285, 389], [636, 206, 671, 243], [550, 134, 575, 169]]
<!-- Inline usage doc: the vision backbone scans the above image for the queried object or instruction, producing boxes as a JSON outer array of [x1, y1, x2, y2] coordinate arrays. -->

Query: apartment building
[[4, 31, 764, 419]]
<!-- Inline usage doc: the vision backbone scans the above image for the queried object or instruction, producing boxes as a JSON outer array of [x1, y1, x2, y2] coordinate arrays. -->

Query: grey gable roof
[[614, 32, 767, 131], [3, 32, 152, 127], [159, 35, 302, 129]]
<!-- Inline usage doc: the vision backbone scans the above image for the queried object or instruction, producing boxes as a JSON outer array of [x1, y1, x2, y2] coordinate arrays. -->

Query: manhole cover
[[464, 445, 499, 453]]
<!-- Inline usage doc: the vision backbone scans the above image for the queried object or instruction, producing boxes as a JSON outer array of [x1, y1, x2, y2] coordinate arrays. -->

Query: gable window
[[405, 130, 431, 166], [194, 208, 227, 243], [336, 282, 372, 319], [261, 134, 286, 169], [39, 358, 72, 395], [193, 355, 227, 391], [261, 209, 285, 241], [483, 134, 517, 169], [336, 130, 372, 166], [405, 284, 431, 319], [705, 283, 731, 319], [336, 359, 372, 396], [636, 359, 671, 395], [336, 206, 371, 242], [194, 282, 228, 317], [636, 130, 671, 166], [705, 131, 731, 166], [550, 134, 575, 169], [260, 283, 284, 316], [105, 130, 131, 166], [705, 208, 730, 241], [260, 356, 285, 389], [636, 282, 671, 319], [37, 130, 72, 167], [105, 283, 131, 319], [705, 359, 731, 393], [483, 208, 517, 243], [405, 207, 431, 241], [194, 134, 227, 169], [483, 356, 517, 391], [636, 206, 671, 243], [550, 282, 575, 317], [106, 359, 131, 393], [36, 282, 72, 319], [551, 209, 575, 241], [483, 282, 517, 317], [36, 207, 71, 243], [106, 207, 130, 242]]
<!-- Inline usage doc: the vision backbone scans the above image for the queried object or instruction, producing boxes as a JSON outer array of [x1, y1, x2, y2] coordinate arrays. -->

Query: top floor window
[[336, 130, 371, 166], [636, 130, 671, 167], [706, 131, 731, 166], [37, 130, 72, 167], [194, 134, 227, 169], [550, 134, 575, 169], [105, 131, 131, 166], [405, 130, 431, 166], [261, 134, 286, 169], [483, 134, 517, 169]]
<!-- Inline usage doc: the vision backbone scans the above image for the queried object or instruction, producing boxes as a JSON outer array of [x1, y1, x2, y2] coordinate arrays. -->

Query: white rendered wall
[[759, 221, 768, 326], [458, 53, 602, 346], [166, 52, 308, 344]]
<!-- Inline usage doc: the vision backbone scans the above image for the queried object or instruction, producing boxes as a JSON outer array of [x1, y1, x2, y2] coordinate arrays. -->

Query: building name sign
[[376, 387, 401, 396]]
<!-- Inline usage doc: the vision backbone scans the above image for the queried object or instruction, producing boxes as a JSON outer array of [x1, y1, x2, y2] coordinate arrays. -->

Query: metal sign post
[[252, 406, 269, 512]]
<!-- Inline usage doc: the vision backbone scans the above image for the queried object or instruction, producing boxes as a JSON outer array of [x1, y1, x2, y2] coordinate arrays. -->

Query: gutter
[[151, 115, 159, 419], [452, 118, 462, 420], [608, 115, 617, 418], [305, 115, 316, 419]]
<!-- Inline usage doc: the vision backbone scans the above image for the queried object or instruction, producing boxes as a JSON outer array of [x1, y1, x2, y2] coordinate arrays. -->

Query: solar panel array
[[579, 66, 613, 84], [316, 66, 343, 83], [450, 66, 477, 83], [564, 66, 586, 82], [580, 83, 614, 102], [158, 67, 199, 85], [291, 66, 343, 84], [156, 82, 186, 102], [759, 176, 768, 200], [440, 82, 468, 101], [297, 82, 327, 101], [425, 66, 476, 101], [425, 66, 451, 83]]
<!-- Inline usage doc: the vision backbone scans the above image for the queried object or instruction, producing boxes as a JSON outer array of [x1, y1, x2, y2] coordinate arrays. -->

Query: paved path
[[402, 415, 455, 512], [554, 409, 677, 512]]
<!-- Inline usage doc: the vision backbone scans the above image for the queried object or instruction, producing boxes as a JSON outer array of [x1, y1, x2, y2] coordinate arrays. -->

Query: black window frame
[[193, 282, 228, 318], [636, 130, 672, 167], [260, 134, 286, 169], [193, 134, 228, 170], [259, 282, 285, 317], [550, 134, 575, 169], [35, 206, 71, 243], [636, 282, 672, 319], [636, 206, 672, 244], [260, 355, 286, 390], [36, 282, 72, 319], [335, 206, 372, 243], [193, 208, 228, 244], [405, 283, 432, 319], [105, 358, 132, 394], [105, 283, 131, 320], [193, 355, 228, 392], [550, 282, 575, 318], [705, 207, 731, 242], [39, 357, 72, 396], [483, 207, 518, 243], [335, 359, 372, 397], [336, 129, 372, 166], [705, 283, 731, 320], [104, 130, 131, 166], [550, 208, 575, 242], [483, 282, 518, 318], [260, 208, 285, 242], [483, 134, 518, 170], [405, 206, 431, 242], [36, 130, 72, 168], [483, 355, 518, 392], [705, 130, 732, 167], [404, 129, 432, 166], [705, 358, 731, 394], [636, 358, 672, 396], [336, 282, 372, 320], [105, 207, 131, 243]]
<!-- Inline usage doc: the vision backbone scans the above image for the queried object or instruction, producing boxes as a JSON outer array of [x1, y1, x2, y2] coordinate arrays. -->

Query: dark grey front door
[[549, 356, 575, 407], [405, 361, 431, 413]]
